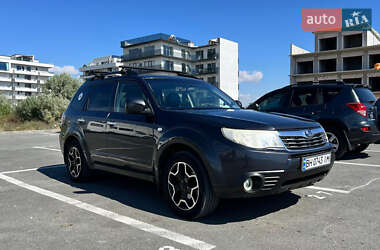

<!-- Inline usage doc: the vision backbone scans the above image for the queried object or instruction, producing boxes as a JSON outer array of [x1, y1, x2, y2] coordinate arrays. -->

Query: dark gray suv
[[60, 71, 334, 218]]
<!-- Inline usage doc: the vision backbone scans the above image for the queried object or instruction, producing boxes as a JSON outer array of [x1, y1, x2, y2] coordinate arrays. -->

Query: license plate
[[301, 153, 331, 172]]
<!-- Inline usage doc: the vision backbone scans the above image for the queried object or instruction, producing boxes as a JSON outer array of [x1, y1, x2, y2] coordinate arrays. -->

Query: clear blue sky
[[1, 0, 378, 105]]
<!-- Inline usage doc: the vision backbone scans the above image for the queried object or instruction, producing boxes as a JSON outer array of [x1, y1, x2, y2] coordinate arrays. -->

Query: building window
[[25, 75, 32, 80], [25, 83, 32, 88], [25, 92, 32, 96], [297, 61, 313, 74], [164, 60, 174, 71], [182, 63, 186, 72], [16, 65, 22, 71], [207, 48, 216, 60], [207, 63, 216, 73], [369, 54, 380, 69], [195, 64, 204, 73], [319, 37, 337, 51], [0, 62, 9, 71], [196, 51, 204, 60], [144, 45, 155, 56], [344, 34, 362, 48], [144, 61, 153, 67], [319, 59, 336, 72], [26, 66, 31, 71], [343, 56, 362, 71], [129, 48, 142, 60], [207, 77, 216, 85], [163, 45, 173, 57], [181, 49, 186, 59]]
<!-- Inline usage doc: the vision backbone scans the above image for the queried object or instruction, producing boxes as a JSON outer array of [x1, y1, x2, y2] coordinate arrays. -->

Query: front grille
[[279, 128, 328, 150]]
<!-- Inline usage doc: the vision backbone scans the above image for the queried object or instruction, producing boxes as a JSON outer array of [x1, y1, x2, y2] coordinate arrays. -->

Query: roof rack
[[86, 66, 199, 80]]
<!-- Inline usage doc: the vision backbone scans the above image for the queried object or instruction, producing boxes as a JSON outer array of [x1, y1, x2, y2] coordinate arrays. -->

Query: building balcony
[[14, 95, 28, 100], [123, 49, 195, 62], [0, 85, 12, 91], [0, 77, 11, 82], [14, 78, 38, 84], [14, 86, 38, 92], [196, 68, 218, 75]]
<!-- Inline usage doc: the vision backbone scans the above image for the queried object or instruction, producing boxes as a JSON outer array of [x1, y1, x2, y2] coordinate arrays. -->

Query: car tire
[[162, 151, 219, 219], [64, 140, 91, 182], [325, 127, 347, 160], [350, 144, 369, 154]]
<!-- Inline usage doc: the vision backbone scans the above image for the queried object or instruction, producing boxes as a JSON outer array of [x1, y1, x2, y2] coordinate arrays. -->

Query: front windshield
[[146, 78, 240, 110]]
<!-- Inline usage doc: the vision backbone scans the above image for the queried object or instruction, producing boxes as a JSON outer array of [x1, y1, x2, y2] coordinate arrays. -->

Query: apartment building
[[0, 54, 54, 104], [80, 33, 239, 99], [80, 55, 123, 77], [290, 28, 380, 95]]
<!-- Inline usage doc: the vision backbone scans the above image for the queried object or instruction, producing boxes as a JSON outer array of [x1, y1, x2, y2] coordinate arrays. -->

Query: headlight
[[221, 128, 285, 149]]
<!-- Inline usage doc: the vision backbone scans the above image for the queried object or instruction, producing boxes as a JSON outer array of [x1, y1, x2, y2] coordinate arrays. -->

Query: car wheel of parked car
[[163, 151, 219, 219], [350, 144, 369, 154], [325, 128, 347, 159], [64, 140, 90, 182]]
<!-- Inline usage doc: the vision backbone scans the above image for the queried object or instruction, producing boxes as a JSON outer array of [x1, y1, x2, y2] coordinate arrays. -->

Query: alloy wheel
[[168, 162, 200, 211], [67, 146, 82, 178], [326, 132, 339, 152]]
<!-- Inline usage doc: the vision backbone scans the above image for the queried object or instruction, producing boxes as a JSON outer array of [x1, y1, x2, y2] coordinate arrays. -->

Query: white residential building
[[0, 54, 54, 104], [290, 28, 380, 96], [80, 33, 239, 99], [80, 55, 123, 77]]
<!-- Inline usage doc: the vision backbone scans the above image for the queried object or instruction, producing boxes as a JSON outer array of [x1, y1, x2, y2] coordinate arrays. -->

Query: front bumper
[[212, 144, 334, 199]]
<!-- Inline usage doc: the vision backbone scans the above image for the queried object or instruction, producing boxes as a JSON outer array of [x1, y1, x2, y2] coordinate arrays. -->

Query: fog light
[[243, 178, 253, 191]]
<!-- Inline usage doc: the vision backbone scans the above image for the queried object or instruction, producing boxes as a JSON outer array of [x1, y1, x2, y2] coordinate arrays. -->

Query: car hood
[[177, 109, 320, 131]]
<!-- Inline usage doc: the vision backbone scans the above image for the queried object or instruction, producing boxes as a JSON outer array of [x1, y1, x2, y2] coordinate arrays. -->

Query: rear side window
[[354, 88, 376, 103], [322, 87, 342, 103], [87, 81, 116, 112], [291, 88, 321, 107]]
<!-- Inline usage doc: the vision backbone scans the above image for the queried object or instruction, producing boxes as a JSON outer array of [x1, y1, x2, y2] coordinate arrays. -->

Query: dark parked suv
[[248, 82, 380, 159], [60, 70, 334, 218]]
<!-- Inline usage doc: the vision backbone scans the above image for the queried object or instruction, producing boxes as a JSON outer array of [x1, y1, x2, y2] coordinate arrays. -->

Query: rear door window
[[291, 87, 321, 107], [354, 88, 376, 103], [86, 81, 116, 112]]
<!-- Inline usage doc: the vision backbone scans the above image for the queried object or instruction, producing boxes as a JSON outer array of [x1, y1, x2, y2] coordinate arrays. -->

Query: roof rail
[[85, 66, 200, 80], [120, 66, 199, 79]]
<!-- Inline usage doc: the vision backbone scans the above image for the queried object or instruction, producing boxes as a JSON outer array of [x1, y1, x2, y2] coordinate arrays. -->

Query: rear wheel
[[162, 151, 219, 219], [350, 144, 369, 154], [64, 140, 91, 182], [325, 128, 347, 160]]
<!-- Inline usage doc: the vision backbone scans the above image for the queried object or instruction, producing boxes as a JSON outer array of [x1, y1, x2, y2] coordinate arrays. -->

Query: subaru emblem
[[305, 129, 313, 137]]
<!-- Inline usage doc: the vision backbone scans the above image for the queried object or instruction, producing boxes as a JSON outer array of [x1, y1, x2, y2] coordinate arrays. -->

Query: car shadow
[[341, 152, 369, 160], [38, 164, 300, 224]]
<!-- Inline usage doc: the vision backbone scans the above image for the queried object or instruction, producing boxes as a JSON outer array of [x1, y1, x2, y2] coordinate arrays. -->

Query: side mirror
[[235, 100, 243, 108], [126, 99, 152, 115]]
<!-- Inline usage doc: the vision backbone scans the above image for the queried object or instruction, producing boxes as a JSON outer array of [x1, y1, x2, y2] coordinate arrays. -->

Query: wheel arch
[[318, 119, 352, 151]]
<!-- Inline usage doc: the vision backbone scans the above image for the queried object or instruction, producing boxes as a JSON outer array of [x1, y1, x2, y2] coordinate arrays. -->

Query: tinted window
[[69, 85, 87, 111], [322, 87, 342, 103], [257, 91, 289, 112], [354, 88, 376, 103], [87, 82, 116, 112], [114, 81, 147, 113], [146, 78, 239, 110], [291, 88, 321, 107]]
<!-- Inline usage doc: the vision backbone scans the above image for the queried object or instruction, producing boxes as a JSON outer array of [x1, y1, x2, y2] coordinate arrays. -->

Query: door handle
[[77, 118, 85, 124]]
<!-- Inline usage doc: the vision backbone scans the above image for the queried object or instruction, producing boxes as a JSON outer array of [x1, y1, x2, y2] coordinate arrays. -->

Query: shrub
[[0, 94, 13, 116], [15, 94, 69, 123], [43, 73, 81, 100]]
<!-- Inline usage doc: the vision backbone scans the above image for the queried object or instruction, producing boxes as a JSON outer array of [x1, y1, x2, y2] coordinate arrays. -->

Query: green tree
[[43, 73, 81, 100], [0, 94, 13, 116]]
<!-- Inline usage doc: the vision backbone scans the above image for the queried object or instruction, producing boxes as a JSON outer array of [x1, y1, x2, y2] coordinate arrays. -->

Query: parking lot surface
[[1, 130, 379, 250]]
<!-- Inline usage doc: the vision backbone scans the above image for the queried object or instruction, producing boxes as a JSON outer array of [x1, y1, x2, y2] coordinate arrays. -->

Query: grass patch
[[0, 114, 57, 131]]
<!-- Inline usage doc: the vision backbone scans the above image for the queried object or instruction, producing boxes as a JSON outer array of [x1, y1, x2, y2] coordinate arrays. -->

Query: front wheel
[[325, 128, 347, 160], [162, 151, 219, 219], [64, 140, 91, 182]]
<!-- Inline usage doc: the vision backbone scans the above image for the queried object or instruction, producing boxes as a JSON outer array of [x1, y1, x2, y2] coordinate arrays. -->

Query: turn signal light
[[346, 102, 367, 117]]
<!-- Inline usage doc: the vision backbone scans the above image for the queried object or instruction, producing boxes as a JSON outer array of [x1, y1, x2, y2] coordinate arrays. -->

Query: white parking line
[[305, 186, 350, 194], [32, 146, 61, 152], [0, 173, 215, 250], [335, 161, 380, 168], [364, 150, 380, 153], [349, 178, 380, 192]]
